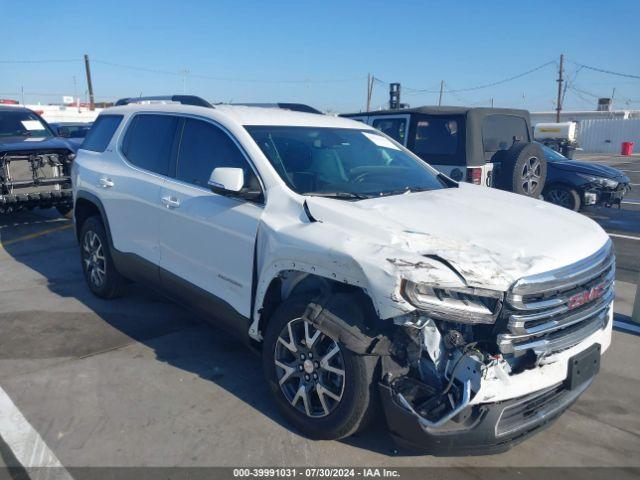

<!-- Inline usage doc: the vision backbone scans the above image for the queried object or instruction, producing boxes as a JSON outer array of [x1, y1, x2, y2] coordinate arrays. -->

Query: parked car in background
[[540, 143, 630, 211], [0, 105, 77, 216], [50, 122, 93, 139], [72, 95, 613, 454], [342, 106, 547, 198]]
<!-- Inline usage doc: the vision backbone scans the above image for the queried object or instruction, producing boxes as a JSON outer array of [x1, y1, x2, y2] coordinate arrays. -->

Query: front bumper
[[379, 305, 612, 455], [585, 183, 630, 207], [379, 377, 592, 455]]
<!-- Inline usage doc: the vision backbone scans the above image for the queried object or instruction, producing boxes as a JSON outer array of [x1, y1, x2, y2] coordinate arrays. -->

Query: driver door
[[158, 117, 263, 320]]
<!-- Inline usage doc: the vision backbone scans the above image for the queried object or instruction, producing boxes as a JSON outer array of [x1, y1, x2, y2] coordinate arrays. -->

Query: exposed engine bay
[[0, 150, 74, 214]]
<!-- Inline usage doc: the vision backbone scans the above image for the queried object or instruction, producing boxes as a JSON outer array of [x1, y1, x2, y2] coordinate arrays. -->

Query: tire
[[79, 216, 126, 299], [262, 296, 378, 440], [55, 204, 73, 219], [545, 184, 581, 211], [497, 142, 547, 197]]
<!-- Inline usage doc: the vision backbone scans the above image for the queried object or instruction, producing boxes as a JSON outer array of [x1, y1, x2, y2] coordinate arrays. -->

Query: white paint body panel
[[158, 178, 261, 317]]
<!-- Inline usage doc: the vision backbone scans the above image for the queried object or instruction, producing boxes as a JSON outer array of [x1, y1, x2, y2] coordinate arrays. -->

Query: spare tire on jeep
[[496, 142, 546, 197]]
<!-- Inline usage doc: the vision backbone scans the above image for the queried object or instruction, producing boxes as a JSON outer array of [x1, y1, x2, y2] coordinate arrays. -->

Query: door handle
[[161, 196, 181, 209], [98, 177, 115, 188]]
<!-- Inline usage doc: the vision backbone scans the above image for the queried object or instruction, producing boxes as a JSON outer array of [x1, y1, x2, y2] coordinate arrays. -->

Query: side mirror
[[208, 167, 244, 193]]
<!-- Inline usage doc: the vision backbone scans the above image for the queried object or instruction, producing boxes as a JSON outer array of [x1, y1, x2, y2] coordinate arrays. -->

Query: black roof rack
[[232, 103, 322, 114], [115, 95, 214, 108]]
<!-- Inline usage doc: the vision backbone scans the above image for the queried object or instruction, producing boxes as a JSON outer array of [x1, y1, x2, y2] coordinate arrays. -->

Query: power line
[[0, 59, 80, 64], [402, 61, 556, 93], [568, 60, 640, 80], [93, 59, 363, 84]]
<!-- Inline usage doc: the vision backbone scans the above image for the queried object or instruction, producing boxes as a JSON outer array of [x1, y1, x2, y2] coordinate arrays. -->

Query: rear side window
[[122, 114, 178, 176], [372, 118, 407, 144], [410, 115, 465, 166], [81, 115, 123, 152], [482, 115, 529, 156], [176, 119, 253, 187]]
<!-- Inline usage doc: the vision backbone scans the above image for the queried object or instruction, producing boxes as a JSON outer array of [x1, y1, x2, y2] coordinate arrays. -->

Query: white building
[[23, 104, 103, 123], [531, 110, 640, 154]]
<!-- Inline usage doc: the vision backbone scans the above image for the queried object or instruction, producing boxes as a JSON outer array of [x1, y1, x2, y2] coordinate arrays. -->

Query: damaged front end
[[0, 149, 74, 214], [304, 241, 613, 455], [375, 242, 614, 454]]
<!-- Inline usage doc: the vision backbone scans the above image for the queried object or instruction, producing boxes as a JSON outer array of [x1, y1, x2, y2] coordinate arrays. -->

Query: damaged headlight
[[577, 173, 618, 189], [401, 281, 503, 324]]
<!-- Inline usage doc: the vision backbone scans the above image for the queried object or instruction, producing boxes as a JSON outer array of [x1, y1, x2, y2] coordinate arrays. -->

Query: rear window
[[122, 114, 178, 176], [410, 115, 465, 166], [482, 115, 529, 157], [81, 115, 123, 152]]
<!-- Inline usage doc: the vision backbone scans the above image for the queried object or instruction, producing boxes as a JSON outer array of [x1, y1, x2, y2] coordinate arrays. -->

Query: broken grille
[[498, 240, 614, 356]]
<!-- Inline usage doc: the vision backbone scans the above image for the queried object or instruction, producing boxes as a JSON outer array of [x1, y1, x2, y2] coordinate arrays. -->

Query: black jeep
[[342, 106, 547, 198], [0, 105, 78, 216]]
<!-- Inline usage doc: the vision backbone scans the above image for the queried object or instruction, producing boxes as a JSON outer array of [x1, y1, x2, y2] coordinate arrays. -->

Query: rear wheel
[[79, 216, 125, 299], [545, 185, 581, 211], [263, 296, 377, 440]]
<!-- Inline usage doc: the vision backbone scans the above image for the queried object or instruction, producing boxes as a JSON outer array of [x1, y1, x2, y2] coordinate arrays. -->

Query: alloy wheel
[[82, 230, 106, 288], [547, 188, 572, 208], [521, 156, 542, 194], [274, 317, 345, 418]]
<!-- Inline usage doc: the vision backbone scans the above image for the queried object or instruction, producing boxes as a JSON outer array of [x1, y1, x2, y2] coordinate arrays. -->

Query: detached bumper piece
[[379, 378, 592, 455]]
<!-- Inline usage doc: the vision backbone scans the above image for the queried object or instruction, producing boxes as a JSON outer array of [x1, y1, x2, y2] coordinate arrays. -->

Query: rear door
[[158, 117, 263, 320], [480, 114, 531, 188], [104, 113, 180, 271]]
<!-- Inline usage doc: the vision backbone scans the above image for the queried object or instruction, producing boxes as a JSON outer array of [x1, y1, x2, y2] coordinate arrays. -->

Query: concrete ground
[[0, 153, 639, 473]]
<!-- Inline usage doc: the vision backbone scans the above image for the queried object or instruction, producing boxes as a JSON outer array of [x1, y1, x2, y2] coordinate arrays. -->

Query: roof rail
[[115, 95, 214, 108], [232, 103, 322, 114]]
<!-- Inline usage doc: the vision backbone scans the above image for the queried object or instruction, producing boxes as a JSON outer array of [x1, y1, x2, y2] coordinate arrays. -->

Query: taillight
[[466, 167, 482, 185]]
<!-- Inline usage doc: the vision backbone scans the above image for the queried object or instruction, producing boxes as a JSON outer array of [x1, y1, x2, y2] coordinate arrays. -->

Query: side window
[[176, 119, 256, 189], [81, 115, 123, 152], [122, 114, 178, 176], [410, 115, 465, 166], [372, 118, 407, 144], [482, 115, 529, 156]]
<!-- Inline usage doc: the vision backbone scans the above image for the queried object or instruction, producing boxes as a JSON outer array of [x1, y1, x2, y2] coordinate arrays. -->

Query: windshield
[[539, 143, 568, 163], [0, 110, 53, 138], [246, 126, 448, 198]]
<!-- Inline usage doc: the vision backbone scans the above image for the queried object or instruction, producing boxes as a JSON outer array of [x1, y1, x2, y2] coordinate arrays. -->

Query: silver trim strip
[[508, 240, 614, 298]]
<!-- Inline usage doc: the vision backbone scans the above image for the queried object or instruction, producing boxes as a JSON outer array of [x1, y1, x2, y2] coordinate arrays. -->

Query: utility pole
[[438, 80, 444, 106], [84, 54, 95, 111], [20, 85, 25, 105], [366, 74, 373, 111], [555, 53, 564, 122]]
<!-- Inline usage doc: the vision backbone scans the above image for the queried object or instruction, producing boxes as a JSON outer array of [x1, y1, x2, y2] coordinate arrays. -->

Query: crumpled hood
[[305, 183, 610, 291], [550, 160, 628, 181], [0, 136, 78, 153]]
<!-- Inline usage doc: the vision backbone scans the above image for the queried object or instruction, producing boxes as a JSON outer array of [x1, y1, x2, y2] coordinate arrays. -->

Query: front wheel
[[262, 296, 377, 440], [545, 185, 581, 211]]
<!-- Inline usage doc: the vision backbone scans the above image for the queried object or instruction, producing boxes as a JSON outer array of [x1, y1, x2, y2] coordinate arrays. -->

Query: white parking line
[[614, 321, 640, 334], [622, 201, 640, 206], [609, 233, 640, 241], [621, 170, 640, 173], [0, 385, 73, 479]]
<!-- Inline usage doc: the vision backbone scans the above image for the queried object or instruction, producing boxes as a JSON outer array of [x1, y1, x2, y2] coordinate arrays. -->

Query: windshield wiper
[[305, 191, 371, 200]]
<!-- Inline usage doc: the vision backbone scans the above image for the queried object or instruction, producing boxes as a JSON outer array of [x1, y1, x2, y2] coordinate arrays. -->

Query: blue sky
[[2, 0, 639, 112]]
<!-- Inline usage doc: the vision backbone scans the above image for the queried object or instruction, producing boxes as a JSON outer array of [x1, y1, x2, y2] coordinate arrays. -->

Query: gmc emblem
[[568, 283, 606, 310]]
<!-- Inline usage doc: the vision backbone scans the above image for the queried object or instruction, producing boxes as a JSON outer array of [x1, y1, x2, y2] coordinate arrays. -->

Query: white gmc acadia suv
[[72, 95, 614, 454]]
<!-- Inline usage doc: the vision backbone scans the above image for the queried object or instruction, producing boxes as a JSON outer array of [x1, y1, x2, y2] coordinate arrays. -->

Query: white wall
[[578, 118, 640, 154]]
